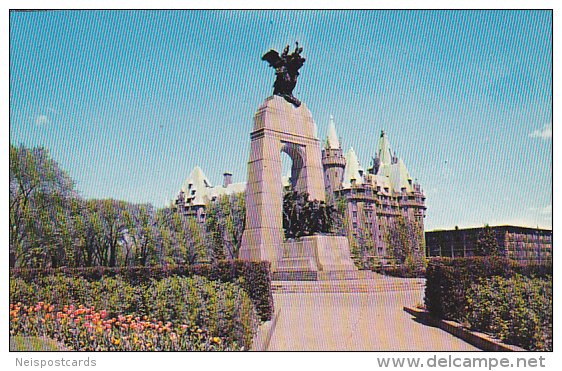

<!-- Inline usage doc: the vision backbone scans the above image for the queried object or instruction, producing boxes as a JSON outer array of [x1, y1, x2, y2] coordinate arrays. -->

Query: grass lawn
[[10, 336, 67, 351]]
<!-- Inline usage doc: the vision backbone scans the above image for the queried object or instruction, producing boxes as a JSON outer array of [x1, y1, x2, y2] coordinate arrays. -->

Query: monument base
[[239, 227, 284, 270], [272, 235, 358, 281]]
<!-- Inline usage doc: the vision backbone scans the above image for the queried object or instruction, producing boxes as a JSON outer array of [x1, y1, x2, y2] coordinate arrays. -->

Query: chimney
[[223, 172, 232, 188]]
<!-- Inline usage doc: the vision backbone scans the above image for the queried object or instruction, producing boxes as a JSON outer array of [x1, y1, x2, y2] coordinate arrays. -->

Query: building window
[[352, 222, 357, 229]]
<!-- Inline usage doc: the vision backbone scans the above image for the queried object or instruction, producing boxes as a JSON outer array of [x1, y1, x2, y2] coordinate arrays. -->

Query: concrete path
[[267, 282, 480, 351]]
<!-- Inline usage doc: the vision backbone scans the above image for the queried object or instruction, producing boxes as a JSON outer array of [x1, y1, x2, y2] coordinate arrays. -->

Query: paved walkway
[[267, 279, 480, 351]]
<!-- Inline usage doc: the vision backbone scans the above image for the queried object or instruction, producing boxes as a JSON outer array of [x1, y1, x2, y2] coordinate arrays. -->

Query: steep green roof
[[342, 147, 363, 187], [326, 115, 341, 149]]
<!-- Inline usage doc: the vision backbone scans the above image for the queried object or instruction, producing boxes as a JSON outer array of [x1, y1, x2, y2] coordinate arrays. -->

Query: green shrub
[[425, 257, 552, 321], [10, 275, 258, 350], [10, 260, 274, 321], [466, 275, 552, 351], [216, 260, 274, 322], [10, 276, 140, 317], [10, 336, 67, 351], [144, 276, 257, 348], [373, 263, 426, 278]]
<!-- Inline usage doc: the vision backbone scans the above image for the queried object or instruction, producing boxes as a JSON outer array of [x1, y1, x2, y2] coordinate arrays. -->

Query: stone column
[[239, 96, 326, 268], [239, 133, 284, 265]]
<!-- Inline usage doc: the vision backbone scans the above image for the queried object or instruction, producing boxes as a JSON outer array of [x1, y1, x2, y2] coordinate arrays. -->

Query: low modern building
[[426, 225, 552, 263]]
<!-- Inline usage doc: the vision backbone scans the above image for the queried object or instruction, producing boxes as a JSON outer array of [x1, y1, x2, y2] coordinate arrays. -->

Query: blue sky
[[9, 10, 552, 230]]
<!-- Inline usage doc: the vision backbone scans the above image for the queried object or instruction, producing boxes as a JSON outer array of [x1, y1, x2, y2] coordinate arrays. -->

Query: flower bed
[[10, 302, 233, 351], [10, 275, 258, 351]]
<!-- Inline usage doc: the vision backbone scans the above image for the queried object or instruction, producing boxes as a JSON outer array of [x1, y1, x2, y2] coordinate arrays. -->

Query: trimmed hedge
[[467, 275, 552, 351], [425, 257, 552, 322], [10, 260, 274, 322], [373, 264, 426, 278]]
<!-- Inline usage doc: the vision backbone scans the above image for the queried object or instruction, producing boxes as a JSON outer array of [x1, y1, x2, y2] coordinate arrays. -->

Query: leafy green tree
[[332, 197, 347, 236], [384, 215, 426, 272], [156, 207, 207, 265], [10, 143, 216, 268], [123, 204, 159, 266], [385, 216, 408, 264], [79, 199, 131, 267], [349, 226, 376, 269], [71, 200, 96, 267], [9, 144, 78, 268], [205, 193, 246, 260], [474, 225, 503, 257]]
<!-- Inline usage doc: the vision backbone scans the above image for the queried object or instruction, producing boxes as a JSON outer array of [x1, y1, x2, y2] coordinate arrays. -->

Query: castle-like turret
[[322, 115, 346, 203]]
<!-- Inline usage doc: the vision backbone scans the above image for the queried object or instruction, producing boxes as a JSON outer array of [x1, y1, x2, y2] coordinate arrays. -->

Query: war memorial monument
[[238, 44, 358, 280]]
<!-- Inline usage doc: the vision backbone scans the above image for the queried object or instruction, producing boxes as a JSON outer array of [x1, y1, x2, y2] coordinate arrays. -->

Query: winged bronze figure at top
[[262, 42, 306, 107]]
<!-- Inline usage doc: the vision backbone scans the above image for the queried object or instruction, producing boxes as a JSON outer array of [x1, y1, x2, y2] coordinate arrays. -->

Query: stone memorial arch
[[239, 96, 357, 278], [239, 44, 356, 279], [239, 96, 325, 263]]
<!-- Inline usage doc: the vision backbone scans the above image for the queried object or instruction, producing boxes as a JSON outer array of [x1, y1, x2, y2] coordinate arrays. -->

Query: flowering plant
[[10, 302, 236, 351]]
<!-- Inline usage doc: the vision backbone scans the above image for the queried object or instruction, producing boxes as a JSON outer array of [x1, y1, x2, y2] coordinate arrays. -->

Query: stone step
[[272, 271, 318, 281], [271, 278, 425, 294], [316, 270, 361, 280], [272, 269, 376, 282]]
